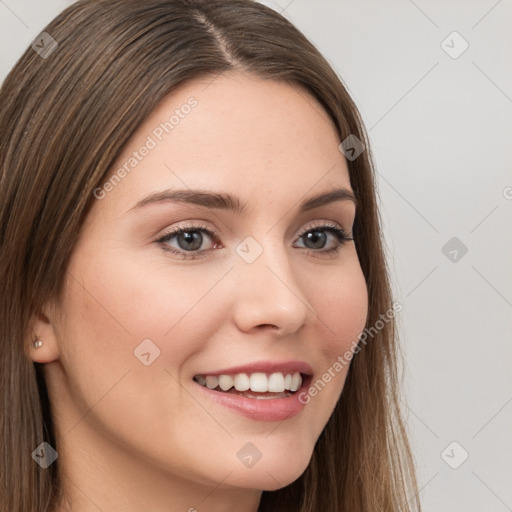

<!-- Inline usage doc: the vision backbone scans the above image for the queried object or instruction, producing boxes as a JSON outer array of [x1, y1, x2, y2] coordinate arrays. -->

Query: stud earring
[[31, 336, 43, 349]]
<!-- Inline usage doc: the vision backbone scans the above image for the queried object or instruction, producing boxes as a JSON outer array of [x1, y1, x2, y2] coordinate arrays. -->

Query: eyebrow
[[127, 187, 357, 215]]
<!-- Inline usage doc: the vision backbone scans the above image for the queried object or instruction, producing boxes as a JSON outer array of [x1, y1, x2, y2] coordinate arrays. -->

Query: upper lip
[[194, 360, 313, 377]]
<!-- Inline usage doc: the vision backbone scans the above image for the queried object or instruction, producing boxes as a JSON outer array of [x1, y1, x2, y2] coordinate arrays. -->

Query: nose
[[230, 240, 316, 336]]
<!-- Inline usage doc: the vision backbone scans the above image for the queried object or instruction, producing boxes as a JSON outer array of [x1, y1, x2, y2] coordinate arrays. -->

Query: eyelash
[[155, 221, 354, 260]]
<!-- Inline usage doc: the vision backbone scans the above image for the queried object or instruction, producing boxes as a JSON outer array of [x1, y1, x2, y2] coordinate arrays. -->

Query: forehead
[[99, 71, 351, 215]]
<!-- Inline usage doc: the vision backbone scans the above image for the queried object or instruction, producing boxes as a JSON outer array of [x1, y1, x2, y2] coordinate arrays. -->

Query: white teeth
[[195, 371, 305, 394], [234, 373, 250, 391], [249, 372, 268, 392], [218, 374, 234, 391], [290, 372, 302, 392], [268, 372, 286, 393], [205, 375, 218, 389]]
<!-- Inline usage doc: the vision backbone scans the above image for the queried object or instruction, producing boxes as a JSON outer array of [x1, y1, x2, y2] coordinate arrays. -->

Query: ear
[[25, 304, 61, 364]]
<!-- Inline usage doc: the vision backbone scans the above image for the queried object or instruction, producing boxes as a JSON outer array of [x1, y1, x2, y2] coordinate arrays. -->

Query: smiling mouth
[[193, 371, 305, 400]]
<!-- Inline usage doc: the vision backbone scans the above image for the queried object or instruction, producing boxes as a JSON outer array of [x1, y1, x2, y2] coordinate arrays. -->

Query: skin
[[29, 71, 368, 512]]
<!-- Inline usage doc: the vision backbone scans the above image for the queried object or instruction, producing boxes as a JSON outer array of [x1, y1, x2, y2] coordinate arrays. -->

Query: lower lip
[[194, 376, 312, 422]]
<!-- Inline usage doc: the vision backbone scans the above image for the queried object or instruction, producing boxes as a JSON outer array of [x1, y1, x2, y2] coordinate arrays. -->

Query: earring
[[31, 335, 43, 349]]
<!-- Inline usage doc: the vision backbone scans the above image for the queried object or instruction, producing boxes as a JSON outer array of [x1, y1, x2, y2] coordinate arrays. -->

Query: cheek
[[53, 254, 230, 463], [306, 256, 369, 360], [288, 255, 367, 431], [60, 253, 232, 373]]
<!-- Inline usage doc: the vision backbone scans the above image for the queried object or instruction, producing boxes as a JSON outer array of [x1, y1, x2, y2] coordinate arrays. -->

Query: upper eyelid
[[157, 220, 351, 245], [297, 220, 348, 234], [159, 219, 348, 235]]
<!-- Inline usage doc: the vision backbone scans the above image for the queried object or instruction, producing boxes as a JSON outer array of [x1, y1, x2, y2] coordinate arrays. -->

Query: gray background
[[1, 1, 511, 510]]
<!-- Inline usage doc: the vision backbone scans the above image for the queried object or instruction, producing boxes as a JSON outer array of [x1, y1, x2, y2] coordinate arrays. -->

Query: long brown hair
[[0, 1, 421, 510]]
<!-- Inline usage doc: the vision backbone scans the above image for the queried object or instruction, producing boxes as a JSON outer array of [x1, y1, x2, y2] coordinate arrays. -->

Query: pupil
[[305, 231, 326, 249], [178, 231, 202, 251]]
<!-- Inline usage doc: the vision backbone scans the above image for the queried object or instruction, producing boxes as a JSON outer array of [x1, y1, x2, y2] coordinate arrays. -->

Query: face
[[38, 72, 368, 497]]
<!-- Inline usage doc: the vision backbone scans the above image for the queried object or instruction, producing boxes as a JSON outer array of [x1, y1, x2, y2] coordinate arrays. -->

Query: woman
[[0, 0, 421, 510]]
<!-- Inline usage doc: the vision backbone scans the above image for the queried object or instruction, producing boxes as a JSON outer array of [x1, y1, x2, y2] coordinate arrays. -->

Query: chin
[[223, 446, 313, 491]]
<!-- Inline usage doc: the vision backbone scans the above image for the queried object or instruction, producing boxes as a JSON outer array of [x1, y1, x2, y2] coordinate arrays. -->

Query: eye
[[294, 222, 353, 257], [155, 221, 353, 260], [156, 223, 220, 260]]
